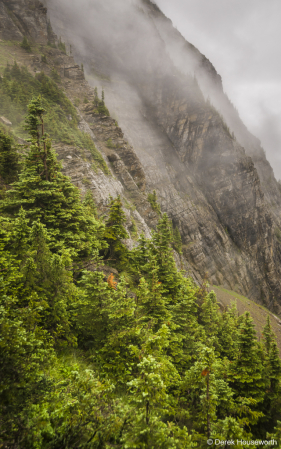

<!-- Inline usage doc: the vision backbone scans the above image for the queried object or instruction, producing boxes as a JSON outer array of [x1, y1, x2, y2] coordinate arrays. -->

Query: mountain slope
[[41, 0, 281, 312], [1, 0, 281, 313]]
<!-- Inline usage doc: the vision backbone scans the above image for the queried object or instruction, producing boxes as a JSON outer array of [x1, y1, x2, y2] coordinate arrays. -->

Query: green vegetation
[[93, 87, 110, 116], [41, 54, 47, 64], [20, 36, 31, 52], [130, 217, 139, 239], [106, 137, 115, 148], [147, 189, 161, 215], [275, 227, 281, 243], [50, 67, 61, 83], [58, 37, 66, 54], [1, 100, 281, 447], [172, 225, 182, 254], [0, 127, 20, 186], [0, 61, 108, 173]]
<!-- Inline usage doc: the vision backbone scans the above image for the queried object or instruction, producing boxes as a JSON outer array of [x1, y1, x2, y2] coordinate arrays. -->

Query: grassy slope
[[0, 39, 109, 173], [213, 285, 281, 352]]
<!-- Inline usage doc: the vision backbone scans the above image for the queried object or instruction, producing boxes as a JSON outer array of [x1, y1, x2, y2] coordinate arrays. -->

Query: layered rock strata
[[1, 0, 281, 312]]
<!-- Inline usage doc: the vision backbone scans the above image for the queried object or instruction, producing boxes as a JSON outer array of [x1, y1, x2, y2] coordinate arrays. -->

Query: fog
[[155, 0, 281, 179], [44, 0, 281, 178]]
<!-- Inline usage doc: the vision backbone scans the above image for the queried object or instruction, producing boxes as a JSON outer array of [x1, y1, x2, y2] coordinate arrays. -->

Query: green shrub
[[106, 138, 115, 148], [20, 36, 31, 52], [147, 190, 161, 215], [58, 37, 66, 54], [50, 68, 61, 83]]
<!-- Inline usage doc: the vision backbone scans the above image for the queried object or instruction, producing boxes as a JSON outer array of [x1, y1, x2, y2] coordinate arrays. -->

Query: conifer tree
[[77, 262, 111, 351], [268, 341, 281, 393], [124, 325, 192, 448], [182, 346, 219, 441], [20, 36, 31, 52], [97, 89, 110, 115], [104, 195, 128, 267], [151, 213, 182, 296], [129, 232, 151, 279], [172, 225, 183, 254], [136, 266, 171, 332], [147, 189, 161, 215], [257, 319, 281, 435], [168, 276, 199, 373], [229, 312, 265, 404], [83, 189, 97, 217], [200, 291, 220, 349], [2, 97, 104, 259], [0, 129, 19, 185], [217, 302, 239, 360], [263, 315, 274, 355]]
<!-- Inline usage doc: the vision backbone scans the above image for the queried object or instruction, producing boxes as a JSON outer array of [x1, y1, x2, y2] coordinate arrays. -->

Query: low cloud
[[156, 0, 281, 178]]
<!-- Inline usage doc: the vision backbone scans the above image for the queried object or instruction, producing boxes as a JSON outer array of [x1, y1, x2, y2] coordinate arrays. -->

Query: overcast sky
[[155, 0, 281, 179]]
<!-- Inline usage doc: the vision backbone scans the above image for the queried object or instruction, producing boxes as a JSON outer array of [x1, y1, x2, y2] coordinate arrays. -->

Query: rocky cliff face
[[1, 0, 281, 313], [0, 0, 55, 44]]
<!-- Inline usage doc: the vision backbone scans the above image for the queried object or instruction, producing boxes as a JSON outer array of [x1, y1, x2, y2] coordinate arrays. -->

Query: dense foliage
[[0, 100, 281, 448]]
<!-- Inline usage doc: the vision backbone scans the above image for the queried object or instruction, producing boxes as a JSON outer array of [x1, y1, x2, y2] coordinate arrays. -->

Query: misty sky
[[156, 0, 281, 179]]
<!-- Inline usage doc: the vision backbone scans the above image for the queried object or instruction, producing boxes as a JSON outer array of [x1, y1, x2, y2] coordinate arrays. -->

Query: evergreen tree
[[200, 291, 220, 350], [124, 325, 192, 448], [97, 89, 110, 115], [82, 189, 98, 217], [217, 302, 239, 360], [172, 225, 183, 254], [104, 195, 128, 268], [151, 213, 182, 296], [20, 36, 31, 52], [0, 128, 19, 185], [229, 312, 265, 406], [257, 319, 281, 435], [147, 189, 161, 215], [2, 97, 104, 259], [262, 315, 274, 355], [168, 276, 199, 374], [268, 341, 281, 394]]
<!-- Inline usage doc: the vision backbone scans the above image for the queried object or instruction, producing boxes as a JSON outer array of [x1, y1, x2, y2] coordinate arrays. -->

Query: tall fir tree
[[104, 195, 128, 268], [1, 97, 104, 259], [0, 129, 19, 186], [229, 312, 265, 417]]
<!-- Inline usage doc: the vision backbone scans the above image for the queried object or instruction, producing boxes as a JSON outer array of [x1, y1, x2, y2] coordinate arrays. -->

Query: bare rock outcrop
[[2, 0, 281, 312], [0, 0, 55, 44]]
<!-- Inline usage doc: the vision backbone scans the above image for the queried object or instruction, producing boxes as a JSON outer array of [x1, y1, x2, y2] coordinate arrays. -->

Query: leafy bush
[[20, 36, 31, 52]]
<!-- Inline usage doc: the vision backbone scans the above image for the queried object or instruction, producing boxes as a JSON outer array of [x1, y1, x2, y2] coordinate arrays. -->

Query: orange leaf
[[107, 273, 117, 290]]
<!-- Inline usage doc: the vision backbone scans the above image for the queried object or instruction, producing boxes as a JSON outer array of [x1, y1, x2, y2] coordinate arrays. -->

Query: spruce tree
[[151, 213, 182, 296], [229, 312, 265, 404], [257, 319, 281, 435], [20, 36, 31, 52], [2, 97, 104, 259], [200, 291, 220, 348], [0, 129, 19, 185], [172, 225, 182, 255], [217, 302, 239, 360], [124, 325, 192, 448], [104, 195, 128, 267], [262, 315, 274, 355], [147, 189, 161, 215]]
